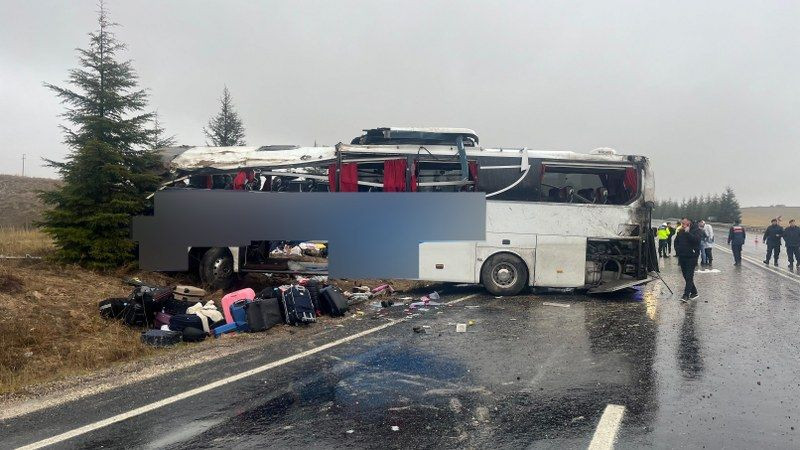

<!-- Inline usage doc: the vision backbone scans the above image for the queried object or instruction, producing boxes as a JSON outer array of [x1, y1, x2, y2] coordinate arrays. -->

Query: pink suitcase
[[221, 288, 255, 324]]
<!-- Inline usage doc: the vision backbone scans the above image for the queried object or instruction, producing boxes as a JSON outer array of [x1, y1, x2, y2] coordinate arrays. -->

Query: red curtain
[[469, 161, 478, 183], [328, 163, 359, 192], [383, 160, 407, 192], [623, 168, 638, 196]]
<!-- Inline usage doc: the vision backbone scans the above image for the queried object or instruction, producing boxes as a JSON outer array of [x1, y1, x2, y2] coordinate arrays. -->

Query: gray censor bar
[[132, 190, 486, 279]]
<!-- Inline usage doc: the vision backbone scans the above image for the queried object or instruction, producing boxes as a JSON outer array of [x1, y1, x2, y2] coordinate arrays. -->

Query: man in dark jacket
[[784, 219, 800, 270], [674, 218, 702, 302], [728, 221, 747, 266], [762, 219, 784, 266]]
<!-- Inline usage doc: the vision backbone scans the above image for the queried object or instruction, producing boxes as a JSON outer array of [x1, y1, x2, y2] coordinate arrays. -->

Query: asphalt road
[[3, 248, 800, 449]]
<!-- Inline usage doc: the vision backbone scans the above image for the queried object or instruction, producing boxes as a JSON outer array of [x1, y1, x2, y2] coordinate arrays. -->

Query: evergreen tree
[[719, 186, 742, 223], [150, 110, 177, 149], [39, 2, 162, 269], [203, 86, 246, 146]]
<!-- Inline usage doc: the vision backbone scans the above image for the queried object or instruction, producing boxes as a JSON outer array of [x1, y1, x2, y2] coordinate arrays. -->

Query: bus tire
[[199, 247, 235, 290], [481, 253, 528, 296]]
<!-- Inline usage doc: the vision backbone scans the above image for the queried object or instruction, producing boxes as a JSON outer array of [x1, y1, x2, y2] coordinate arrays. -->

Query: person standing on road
[[763, 219, 784, 266], [728, 221, 747, 266], [673, 221, 684, 257], [657, 223, 670, 257], [783, 219, 800, 270], [667, 221, 676, 256], [675, 218, 702, 302], [699, 220, 714, 267]]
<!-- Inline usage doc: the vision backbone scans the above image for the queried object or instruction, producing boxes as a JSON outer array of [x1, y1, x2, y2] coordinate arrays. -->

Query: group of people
[[761, 218, 800, 269], [657, 220, 715, 266], [662, 217, 800, 303]]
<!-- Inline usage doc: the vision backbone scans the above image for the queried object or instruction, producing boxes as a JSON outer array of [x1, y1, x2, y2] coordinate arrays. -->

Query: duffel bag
[[169, 314, 204, 332], [141, 329, 182, 347], [182, 327, 206, 342], [319, 285, 349, 317], [99, 297, 128, 320], [154, 311, 172, 329], [246, 297, 283, 332]]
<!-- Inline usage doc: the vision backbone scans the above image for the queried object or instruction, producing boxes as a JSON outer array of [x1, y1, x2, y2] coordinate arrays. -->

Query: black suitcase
[[99, 297, 128, 320], [318, 286, 349, 317], [181, 327, 207, 342], [162, 298, 192, 315], [169, 314, 204, 332], [274, 285, 316, 325], [141, 329, 182, 347], [121, 302, 146, 327], [246, 297, 283, 332]]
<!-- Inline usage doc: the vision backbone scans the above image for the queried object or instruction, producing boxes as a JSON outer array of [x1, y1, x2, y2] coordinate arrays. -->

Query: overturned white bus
[[156, 127, 658, 295]]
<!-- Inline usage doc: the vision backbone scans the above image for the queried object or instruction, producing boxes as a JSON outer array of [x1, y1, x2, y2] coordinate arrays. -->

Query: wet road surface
[[3, 248, 800, 449]]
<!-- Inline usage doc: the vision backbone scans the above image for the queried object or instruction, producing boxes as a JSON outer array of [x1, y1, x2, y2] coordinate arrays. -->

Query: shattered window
[[539, 165, 638, 205]]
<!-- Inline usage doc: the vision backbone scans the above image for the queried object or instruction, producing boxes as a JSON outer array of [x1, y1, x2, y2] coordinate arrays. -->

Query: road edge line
[[588, 404, 626, 450]]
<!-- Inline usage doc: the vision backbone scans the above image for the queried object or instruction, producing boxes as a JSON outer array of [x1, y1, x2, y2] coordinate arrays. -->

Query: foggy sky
[[1, 0, 798, 206]]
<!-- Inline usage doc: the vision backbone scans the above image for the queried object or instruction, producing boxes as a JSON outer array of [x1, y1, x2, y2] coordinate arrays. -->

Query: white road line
[[16, 293, 480, 450], [588, 404, 626, 450], [715, 246, 800, 284]]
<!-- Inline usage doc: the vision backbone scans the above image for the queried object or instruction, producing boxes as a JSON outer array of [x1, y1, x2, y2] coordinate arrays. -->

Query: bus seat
[[577, 188, 595, 203]]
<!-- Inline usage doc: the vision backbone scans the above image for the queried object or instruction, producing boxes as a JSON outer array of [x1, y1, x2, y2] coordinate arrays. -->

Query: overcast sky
[[1, 0, 797, 206]]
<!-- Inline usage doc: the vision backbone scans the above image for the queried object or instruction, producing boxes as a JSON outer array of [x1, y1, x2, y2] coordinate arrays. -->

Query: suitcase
[[274, 285, 316, 325], [154, 311, 173, 329], [162, 298, 191, 315], [246, 297, 283, 332], [221, 288, 256, 324], [169, 314, 204, 332], [181, 327, 207, 342], [121, 302, 146, 327], [99, 297, 128, 320], [173, 285, 207, 297], [213, 322, 239, 337], [318, 286, 349, 317], [173, 294, 204, 302], [229, 300, 250, 331], [141, 329, 182, 347]]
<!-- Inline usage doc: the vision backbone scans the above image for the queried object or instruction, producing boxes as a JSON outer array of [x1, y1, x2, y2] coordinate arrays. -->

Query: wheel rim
[[212, 257, 232, 279], [492, 262, 517, 287]]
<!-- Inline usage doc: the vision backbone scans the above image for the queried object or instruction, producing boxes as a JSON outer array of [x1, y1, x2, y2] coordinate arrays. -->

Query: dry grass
[[0, 227, 55, 257], [741, 206, 800, 228], [0, 262, 184, 395]]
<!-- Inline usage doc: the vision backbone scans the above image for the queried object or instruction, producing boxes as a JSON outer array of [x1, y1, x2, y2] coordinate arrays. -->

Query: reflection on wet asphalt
[[4, 248, 800, 449]]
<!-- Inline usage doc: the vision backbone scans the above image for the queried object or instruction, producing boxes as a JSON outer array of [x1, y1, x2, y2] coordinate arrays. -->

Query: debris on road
[[456, 323, 467, 332], [391, 425, 400, 431]]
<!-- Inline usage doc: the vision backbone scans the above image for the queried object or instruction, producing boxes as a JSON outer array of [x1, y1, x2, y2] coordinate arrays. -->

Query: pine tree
[[719, 186, 742, 223], [203, 86, 246, 146], [150, 110, 177, 149], [39, 2, 162, 269]]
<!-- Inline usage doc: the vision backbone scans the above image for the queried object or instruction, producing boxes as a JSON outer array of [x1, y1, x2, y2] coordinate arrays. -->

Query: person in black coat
[[762, 219, 784, 266], [784, 219, 800, 270], [728, 221, 747, 266], [674, 218, 703, 301]]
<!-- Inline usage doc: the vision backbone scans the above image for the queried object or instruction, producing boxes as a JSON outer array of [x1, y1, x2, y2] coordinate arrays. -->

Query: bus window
[[416, 161, 476, 192], [540, 165, 638, 205]]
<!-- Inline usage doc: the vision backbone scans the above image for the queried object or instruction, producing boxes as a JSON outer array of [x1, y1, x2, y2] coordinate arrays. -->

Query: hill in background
[[0, 174, 60, 228], [740, 206, 800, 227]]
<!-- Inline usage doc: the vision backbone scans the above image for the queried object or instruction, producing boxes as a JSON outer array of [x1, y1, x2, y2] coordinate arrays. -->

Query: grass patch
[[0, 227, 54, 257]]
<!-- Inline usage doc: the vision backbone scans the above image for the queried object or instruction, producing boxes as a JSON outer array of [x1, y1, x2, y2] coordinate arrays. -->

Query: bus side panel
[[418, 242, 477, 282], [533, 235, 587, 287]]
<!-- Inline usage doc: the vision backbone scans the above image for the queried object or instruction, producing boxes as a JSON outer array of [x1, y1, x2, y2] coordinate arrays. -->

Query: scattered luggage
[[181, 327, 207, 342], [141, 329, 182, 347], [168, 314, 204, 333], [274, 285, 316, 325], [154, 311, 173, 329], [173, 285, 207, 297], [246, 297, 283, 332], [121, 302, 147, 327], [213, 322, 239, 337], [318, 285, 349, 317], [221, 288, 255, 324], [229, 299, 250, 332], [99, 297, 128, 320], [162, 297, 191, 315]]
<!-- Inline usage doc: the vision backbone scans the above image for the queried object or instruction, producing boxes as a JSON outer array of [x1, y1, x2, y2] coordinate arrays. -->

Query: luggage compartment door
[[533, 235, 586, 288]]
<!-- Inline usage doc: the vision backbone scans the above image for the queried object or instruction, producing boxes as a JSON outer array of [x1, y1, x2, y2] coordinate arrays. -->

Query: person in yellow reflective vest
[[657, 223, 671, 257]]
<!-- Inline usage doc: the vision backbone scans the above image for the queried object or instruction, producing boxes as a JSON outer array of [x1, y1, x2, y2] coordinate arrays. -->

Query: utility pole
[[22, 153, 26, 177]]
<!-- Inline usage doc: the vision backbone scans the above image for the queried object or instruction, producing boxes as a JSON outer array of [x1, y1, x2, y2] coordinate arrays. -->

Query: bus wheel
[[481, 253, 528, 296], [199, 247, 235, 290]]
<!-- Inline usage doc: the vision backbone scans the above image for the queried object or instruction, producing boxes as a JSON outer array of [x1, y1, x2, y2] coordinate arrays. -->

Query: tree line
[[653, 187, 742, 224], [39, 2, 246, 269]]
